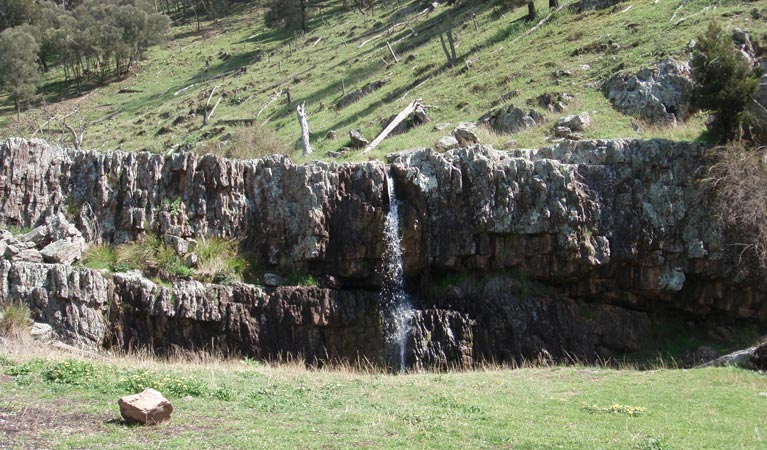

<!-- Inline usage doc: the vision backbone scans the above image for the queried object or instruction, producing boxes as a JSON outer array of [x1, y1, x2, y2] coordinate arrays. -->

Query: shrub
[[115, 236, 161, 272], [286, 272, 318, 287], [706, 145, 767, 268], [0, 303, 31, 337], [195, 237, 249, 283], [81, 245, 118, 271], [691, 21, 759, 143], [197, 124, 291, 160]]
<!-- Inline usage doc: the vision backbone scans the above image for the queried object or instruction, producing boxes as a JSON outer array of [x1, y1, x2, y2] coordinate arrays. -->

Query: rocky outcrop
[[1, 138, 765, 369], [604, 60, 694, 126], [479, 105, 547, 134]]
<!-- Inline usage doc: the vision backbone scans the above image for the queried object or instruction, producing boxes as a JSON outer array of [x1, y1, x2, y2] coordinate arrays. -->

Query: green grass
[[2, 0, 763, 159], [1, 348, 767, 449], [81, 236, 252, 284]]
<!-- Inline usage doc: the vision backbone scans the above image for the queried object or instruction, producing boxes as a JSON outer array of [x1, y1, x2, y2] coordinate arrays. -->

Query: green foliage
[[118, 369, 208, 397], [114, 237, 158, 272], [81, 244, 118, 271], [264, 0, 308, 31], [691, 21, 759, 143], [0, 302, 30, 337], [214, 385, 237, 401], [286, 271, 318, 287], [0, 26, 41, 117], [635, 437, 668, 450], [43, 360, 97, 386]]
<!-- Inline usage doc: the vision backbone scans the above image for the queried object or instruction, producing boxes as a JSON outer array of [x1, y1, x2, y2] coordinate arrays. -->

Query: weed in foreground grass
[[580, 402, 646, 417]]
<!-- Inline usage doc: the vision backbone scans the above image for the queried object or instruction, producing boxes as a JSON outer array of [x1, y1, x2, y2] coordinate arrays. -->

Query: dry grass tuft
[[0, 303, 31, 338], [705, 145, 767, 268], [197, 124, 291, 160]]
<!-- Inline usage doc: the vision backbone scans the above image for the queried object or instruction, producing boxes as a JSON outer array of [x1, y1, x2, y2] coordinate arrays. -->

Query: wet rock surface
[[0, 138, 765, 369]]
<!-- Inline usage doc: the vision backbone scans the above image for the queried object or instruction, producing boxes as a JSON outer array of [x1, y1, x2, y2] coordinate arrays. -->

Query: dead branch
[[257, 89, 285, 118], [364, 99, 421, 154]]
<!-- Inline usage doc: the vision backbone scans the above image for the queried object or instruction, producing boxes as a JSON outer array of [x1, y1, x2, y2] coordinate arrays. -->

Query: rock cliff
[[0, 138, 763, 369]]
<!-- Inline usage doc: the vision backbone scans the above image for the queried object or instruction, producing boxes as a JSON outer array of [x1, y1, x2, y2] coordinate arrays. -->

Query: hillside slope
[[0, 0, 765, 159]]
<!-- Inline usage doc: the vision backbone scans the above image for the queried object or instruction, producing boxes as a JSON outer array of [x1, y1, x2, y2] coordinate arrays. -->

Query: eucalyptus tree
[[0, 27, 41, 119]]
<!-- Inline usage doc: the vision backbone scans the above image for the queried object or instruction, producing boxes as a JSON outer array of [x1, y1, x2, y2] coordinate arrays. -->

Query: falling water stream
[[381, 170, 414, 373]]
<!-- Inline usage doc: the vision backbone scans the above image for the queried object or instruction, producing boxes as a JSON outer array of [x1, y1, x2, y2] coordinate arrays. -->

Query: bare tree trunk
[[446, 26, 457, 62], [527, 2, 537, 21], [549, 0, 559, 7], [439, 33, 454, 67], [297, 102, 313, 156]]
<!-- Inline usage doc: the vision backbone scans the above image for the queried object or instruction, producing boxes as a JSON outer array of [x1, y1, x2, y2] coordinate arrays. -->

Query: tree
[[0, 0, 34, 31], [0, 27, 41, 120], [264, 0, 309, 32], [691, 21, 759, 143]]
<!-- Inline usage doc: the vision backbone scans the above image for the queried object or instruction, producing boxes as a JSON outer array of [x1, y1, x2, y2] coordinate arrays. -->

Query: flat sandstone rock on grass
[[118, 388, 174, 425]]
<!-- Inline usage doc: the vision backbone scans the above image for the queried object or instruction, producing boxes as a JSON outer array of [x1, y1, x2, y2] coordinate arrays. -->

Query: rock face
[[118, 388, 174, 425], [1, 138, 766, 369], [605, 60, 694, 126]]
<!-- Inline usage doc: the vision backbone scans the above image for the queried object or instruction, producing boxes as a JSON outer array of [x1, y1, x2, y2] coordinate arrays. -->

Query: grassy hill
[[0, 0, 764, 161]]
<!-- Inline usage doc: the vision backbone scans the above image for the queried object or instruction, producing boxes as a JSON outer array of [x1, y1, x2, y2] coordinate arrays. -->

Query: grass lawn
[[1, 340, 766, 449]]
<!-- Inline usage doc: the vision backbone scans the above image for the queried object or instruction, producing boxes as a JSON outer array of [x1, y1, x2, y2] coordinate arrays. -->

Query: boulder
[[554, 126, 572, 138], [30, 322, 53, 341], [433, 123, 452, 131], [604, 59, 694, 126], [164, 235, 189, 256], [436, 136, 460, 152], [263, 272, 285, 287], [535, 92, 572, 113], [40, 239, 84, 265], [118, 388, 174, 425], [480, 105, 546, 134], [452, 123, 480, 146], [349, 129, 369, 149], [556, 112, 590, 131]]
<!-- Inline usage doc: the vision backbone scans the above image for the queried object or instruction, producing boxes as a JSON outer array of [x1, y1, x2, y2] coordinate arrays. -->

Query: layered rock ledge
[[0, 138, 762, 368]]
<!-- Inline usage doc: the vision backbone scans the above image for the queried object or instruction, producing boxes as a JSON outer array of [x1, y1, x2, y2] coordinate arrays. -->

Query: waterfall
[[381, 170, 414, 373]]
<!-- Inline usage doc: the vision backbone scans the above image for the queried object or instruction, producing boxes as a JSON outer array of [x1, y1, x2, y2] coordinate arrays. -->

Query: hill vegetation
[[1, 0, 765, 160]]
